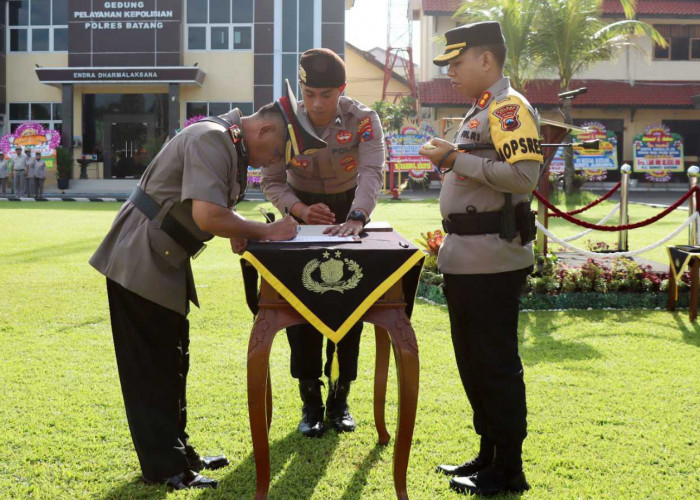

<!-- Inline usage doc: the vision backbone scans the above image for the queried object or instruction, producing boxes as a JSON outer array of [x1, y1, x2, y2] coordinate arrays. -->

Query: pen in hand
[[284, 207, 301, 234]]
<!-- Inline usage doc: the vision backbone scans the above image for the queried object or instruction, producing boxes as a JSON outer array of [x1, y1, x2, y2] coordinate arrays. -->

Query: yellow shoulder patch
[[489, 94, 544, 164]]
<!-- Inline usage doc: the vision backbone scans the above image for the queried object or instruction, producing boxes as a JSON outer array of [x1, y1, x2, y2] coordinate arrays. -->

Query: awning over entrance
[[35, 66, 205, 86]]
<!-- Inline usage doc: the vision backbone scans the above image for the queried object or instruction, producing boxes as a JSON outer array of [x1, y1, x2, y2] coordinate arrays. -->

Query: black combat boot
[[449, 442, 529, 496], [435, 435, 495, 476], [326, 380, 356, 432], [298, 379, 325, 438]]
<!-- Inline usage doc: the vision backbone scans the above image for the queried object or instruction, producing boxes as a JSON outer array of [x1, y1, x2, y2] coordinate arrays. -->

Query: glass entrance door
[[103, 114, 157, 179], [111, 121, 148, 178]]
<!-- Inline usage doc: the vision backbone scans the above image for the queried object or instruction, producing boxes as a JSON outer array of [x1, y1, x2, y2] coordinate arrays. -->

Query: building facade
[[415, 0, 700, 168], [1, 0, 349, 187]]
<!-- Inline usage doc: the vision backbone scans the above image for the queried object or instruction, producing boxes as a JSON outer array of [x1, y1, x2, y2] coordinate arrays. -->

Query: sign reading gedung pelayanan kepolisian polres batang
[[68, 0, 183, 67]]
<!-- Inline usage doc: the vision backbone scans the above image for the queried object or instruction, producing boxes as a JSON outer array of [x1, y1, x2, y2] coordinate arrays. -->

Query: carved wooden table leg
[[691, 258, 699, 322], [374, 325, 391, 445], [387, 310, 419, 500], [266, 369, 273, 431], [247, 308, 277, 500], [667, 264, 677, 311], [365, 307, 419, 500]]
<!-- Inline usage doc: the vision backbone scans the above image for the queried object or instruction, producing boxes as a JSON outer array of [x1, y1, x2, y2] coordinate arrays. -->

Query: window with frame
[[8, 0, 67, 52], [653, 24, 700, 61], [186, 101, 254, 119], [186, 0, 253, 51], [282, 0, 316, 97], [8, 102, 62, 133]]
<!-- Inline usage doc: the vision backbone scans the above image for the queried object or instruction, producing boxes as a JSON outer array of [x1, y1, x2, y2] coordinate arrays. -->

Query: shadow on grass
[[0, 238, 100, 263], [102, 476, 168, 500], [672, 312, 700, 346], [519, 311, 602, 366], [339, 444, 389, 500], [209, 430, 341, 499]]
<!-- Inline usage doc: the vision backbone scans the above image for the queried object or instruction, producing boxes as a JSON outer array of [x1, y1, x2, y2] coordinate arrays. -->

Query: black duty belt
[[442, 200, 536, 245], [442, 210, 509, 235], [129, 186, 207, 258]]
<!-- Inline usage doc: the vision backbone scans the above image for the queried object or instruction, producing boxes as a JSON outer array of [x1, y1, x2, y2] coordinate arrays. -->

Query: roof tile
[[419, 78, 700, 108]]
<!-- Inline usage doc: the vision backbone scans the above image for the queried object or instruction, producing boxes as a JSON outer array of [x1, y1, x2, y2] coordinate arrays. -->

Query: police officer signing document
[[89, 101, 325, 490], [419, 21, 542, 496], [261, 49, 385, 438]]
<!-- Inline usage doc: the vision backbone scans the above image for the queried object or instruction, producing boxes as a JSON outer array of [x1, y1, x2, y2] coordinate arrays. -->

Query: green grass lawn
[[1, 200, 700, 499]]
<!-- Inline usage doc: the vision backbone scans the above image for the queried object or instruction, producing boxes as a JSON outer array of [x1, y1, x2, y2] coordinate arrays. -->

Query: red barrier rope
[[532, 186, 698, 231], [541, 181, 622, 217]]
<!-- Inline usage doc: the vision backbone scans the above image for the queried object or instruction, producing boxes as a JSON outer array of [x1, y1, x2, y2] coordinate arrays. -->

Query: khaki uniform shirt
[[90, 109, 245, 316], [26, 156, 36, 178], [261, 96, 385, 217], [13, 156, 27, 172], [34, 160, 47, 179], [0, 160, 8, 178], [438, 77, 543, 275]]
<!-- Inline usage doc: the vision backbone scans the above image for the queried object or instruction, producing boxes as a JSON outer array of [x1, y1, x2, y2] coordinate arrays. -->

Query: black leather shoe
[[185, 447, 230, 472], [198, 455, 230, 471], [298, 379, 325, 438], [144, 470, 218, 490], [449, 464, 530, 496], [435, 455, 492, 477], [326, 381, 356, 433]]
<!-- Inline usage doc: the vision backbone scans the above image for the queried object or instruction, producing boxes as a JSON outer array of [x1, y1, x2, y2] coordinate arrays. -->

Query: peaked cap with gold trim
[[275, 79, 327, 164], [433, 21, 505, 67]]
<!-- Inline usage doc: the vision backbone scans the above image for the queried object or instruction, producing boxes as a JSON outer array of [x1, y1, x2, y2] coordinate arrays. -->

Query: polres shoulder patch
[[488, 94, 543, 164], [492, 104, 521, 132]]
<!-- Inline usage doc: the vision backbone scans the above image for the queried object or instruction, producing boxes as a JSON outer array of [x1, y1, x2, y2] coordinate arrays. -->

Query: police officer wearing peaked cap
[[419, 21, 543, 496], [261, 48, 385, 438], [89, 101, 323, 490]]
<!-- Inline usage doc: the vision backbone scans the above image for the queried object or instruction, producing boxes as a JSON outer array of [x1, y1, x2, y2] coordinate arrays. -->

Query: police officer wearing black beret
[[420, 21, 543, 496], [262, 49, 385, 438]]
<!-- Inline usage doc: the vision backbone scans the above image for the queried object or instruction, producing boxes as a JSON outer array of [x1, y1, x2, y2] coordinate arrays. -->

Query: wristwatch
[[347, 209, 367, 225]]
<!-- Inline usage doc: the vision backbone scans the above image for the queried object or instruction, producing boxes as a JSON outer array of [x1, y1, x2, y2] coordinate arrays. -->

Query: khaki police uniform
[[34, 159, 46, 198], [0, 158, 8, 195], [12, 154, 27, 197], [439, 77, 542, 462], [26, 154, 36, 197], [262, 96, 384, 218], [261, 96, 385, 383], [89, 109, 245, 482]]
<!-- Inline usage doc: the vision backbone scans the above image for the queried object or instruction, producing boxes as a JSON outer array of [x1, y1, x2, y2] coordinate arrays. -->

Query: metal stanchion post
[[688, 165, 699, 245], [618, 164, 631, 251]]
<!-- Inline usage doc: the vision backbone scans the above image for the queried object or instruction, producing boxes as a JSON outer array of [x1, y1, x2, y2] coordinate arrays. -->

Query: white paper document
[[275, 225, 359, 243]]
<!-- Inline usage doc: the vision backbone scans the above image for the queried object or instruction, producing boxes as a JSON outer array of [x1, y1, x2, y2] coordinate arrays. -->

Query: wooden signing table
[[240, 231, 425, 500], [667, 245, 700, 321]]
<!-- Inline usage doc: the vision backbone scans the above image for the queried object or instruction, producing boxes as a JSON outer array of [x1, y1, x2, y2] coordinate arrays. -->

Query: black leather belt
[[129, 187, 207, 258], [442, 210, 521, 236]]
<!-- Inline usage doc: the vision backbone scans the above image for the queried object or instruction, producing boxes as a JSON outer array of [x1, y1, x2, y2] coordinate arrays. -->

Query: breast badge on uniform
[[358, 117, 374, 142], [467, 118, 480, 129], [302, 251, 363, 294], [336, 130, 353, 144], [492, 104, 521, 131], [341, 155, 357, 172]]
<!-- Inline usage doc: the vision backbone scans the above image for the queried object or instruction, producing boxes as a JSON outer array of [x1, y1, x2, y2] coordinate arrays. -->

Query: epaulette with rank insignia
[[476, 91, 492, 109]]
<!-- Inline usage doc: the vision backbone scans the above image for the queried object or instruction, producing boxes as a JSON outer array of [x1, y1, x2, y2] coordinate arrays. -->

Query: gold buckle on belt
[[192, 243, 207, 259]]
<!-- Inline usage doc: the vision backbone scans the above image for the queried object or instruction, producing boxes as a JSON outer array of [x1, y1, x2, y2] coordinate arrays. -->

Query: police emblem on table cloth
[[492, 104, 521, 131], [302, 251, 363, 294]]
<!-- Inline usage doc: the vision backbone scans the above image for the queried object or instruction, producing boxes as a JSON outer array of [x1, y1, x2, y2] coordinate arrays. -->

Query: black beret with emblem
[[275, 79, 327, 164], [298, 48, 346, 88], [433, 21, 505, 67]]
